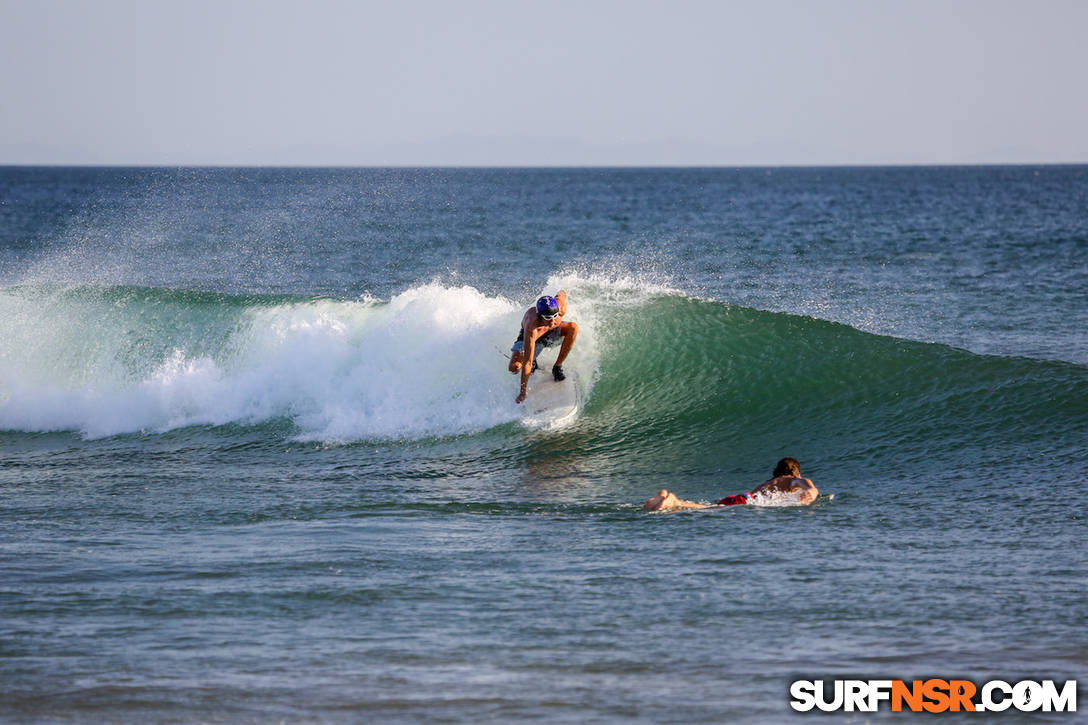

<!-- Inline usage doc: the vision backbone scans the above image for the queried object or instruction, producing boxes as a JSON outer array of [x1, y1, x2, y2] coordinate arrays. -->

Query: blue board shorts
[[511, 327, 562, 357]]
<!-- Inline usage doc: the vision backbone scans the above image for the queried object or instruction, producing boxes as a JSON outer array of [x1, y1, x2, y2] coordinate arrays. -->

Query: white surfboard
[[521, 369, 579, 429]]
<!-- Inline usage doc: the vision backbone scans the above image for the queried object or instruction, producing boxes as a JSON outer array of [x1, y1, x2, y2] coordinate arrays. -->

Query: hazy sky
[[2, 0, 1085, 165]]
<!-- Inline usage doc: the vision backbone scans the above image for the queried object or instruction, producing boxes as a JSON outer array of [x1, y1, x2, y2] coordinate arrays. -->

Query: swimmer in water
[[643, 457, 818, 511]]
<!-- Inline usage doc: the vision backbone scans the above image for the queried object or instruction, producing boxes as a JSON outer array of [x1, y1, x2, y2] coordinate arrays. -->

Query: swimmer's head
[[773, 457, 801, 478]]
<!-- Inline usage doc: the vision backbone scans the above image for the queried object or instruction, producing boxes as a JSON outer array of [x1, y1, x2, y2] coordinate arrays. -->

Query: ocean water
[[0, 166, 1085, 723]]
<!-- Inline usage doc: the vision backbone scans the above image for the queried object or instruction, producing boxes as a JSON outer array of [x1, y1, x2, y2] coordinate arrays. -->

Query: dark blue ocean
[[1, 167, 1086, 723]]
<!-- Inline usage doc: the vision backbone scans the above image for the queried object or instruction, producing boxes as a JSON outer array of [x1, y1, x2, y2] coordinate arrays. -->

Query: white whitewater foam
[[0, 279, 651, 440]]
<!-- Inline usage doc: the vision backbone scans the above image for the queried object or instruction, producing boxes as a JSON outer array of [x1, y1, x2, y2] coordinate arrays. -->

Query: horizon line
[[4, 161, 1087, 170]]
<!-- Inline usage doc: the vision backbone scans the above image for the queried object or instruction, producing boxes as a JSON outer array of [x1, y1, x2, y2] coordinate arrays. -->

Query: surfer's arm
[[795, 479, 818, 504], [555, 290, 568, 316], [516, 325, 536, 404]]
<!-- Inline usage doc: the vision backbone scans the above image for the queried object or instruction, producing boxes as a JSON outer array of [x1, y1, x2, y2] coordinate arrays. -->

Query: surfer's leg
[[644, 490, 675, 511], [644, 489, 711, 511], [554, 321, 579, 366]]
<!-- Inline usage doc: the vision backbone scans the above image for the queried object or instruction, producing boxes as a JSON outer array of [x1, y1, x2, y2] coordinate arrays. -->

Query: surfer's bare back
[[509, 290, 578, 404], [644, 457, 819, 510]]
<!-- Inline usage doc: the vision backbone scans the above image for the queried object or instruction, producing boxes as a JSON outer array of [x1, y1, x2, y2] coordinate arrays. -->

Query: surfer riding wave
[[509, 290, 578, 404]]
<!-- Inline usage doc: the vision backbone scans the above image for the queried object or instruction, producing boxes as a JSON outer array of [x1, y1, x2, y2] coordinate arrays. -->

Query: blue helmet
[[536, 295, 560, 320]]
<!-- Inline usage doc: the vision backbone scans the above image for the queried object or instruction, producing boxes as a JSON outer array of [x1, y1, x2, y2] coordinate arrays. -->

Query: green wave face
[[576, 293, 1087, 478]]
